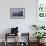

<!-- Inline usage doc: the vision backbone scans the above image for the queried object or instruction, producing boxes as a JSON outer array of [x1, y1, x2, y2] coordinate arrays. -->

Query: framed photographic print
[[10, 8, 25, 19], [37, 0, 46, 19]]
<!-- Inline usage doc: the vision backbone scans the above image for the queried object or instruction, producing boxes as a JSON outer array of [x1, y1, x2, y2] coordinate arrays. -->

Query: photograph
[[10, 8, 25, 19]]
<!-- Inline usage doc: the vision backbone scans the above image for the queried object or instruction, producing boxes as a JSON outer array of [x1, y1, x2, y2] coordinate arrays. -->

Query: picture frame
[[37, 0, 46, 19], [10, 8, 25, 19]]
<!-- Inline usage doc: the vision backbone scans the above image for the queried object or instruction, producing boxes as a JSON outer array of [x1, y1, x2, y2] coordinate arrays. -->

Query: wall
[[0, 0, 36, 42]]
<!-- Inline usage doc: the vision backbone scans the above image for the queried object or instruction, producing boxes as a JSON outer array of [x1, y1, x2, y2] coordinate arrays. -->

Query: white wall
[[0, 0, 36, 42]]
